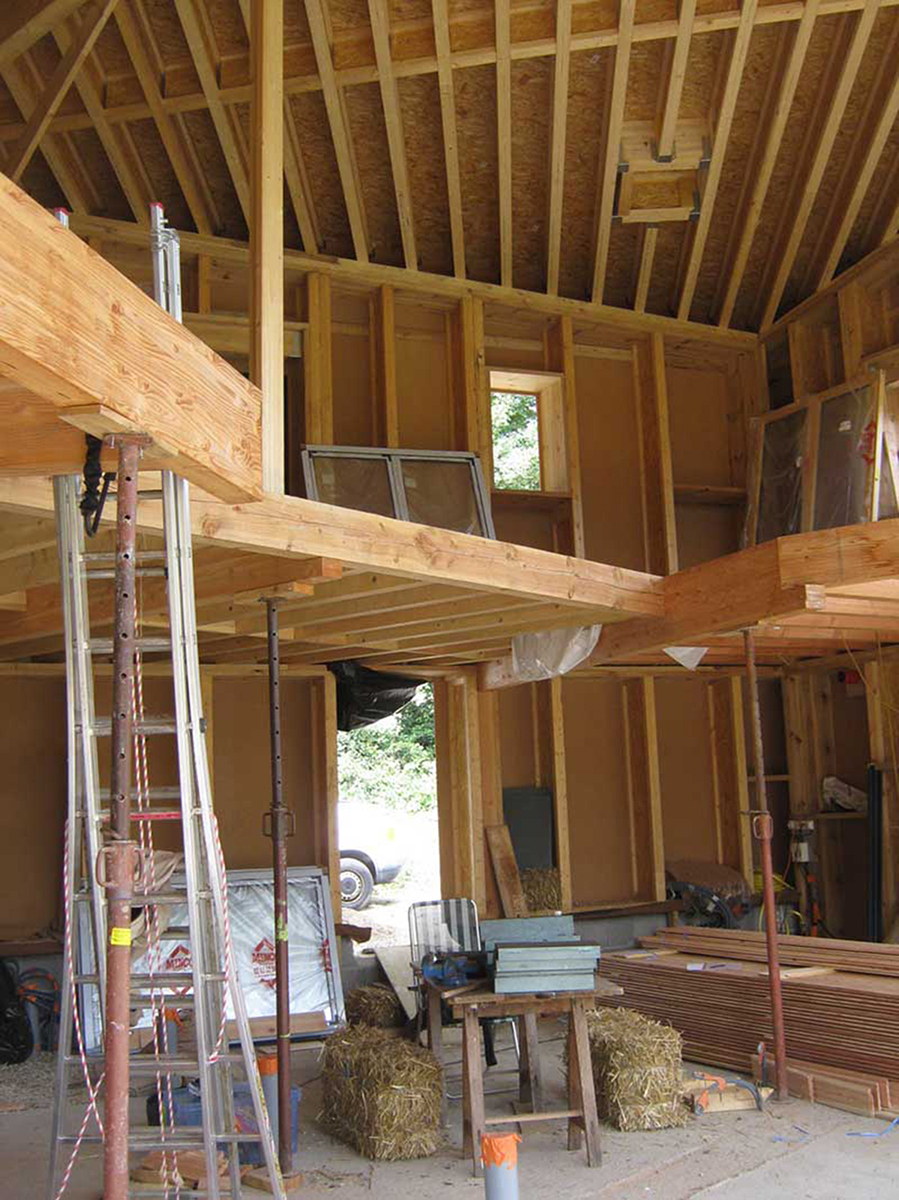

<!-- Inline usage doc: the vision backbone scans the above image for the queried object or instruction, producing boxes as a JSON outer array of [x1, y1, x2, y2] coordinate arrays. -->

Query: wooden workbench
[[447, 981, 623, 1176]]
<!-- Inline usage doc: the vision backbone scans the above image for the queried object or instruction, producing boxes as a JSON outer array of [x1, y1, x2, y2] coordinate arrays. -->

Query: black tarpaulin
[[329, 660, 420, 732]]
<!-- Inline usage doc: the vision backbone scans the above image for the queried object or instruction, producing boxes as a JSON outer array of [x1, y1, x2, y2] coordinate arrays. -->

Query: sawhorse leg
[[462, 1008, 486, 1177], [567, 998, 601, 1166], [426, 984, 446, 1122], [517, 1012, 542, 1111]]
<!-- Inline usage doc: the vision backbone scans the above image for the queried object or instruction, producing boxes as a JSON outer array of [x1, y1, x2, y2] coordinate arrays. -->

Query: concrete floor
[[6, 1021, 898, 1200]]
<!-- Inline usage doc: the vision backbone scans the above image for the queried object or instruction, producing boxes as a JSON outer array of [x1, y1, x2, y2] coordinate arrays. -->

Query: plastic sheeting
[[756, 409, 806, 543], [330, 660, 419, 731], [813, 386, 875, 531], [508, 625, 601, 685], [128, 867, 343, 1040]]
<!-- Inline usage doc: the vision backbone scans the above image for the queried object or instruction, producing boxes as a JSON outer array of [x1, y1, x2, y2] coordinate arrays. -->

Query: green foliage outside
[[338, 684, 437, 812], [491, 391, 540, 490]]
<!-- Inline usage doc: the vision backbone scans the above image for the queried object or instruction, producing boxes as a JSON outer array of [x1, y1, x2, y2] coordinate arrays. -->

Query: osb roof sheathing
[[1, 0, 898, 333]]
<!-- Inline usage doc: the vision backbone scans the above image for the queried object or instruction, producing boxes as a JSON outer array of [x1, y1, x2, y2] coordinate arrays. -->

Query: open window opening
[[337, 681, 439, 950], [490, 390, 541, 490]]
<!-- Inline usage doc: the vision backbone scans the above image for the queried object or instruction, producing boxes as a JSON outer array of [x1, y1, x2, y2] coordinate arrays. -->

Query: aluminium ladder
[[48, 207, 285, 1200]]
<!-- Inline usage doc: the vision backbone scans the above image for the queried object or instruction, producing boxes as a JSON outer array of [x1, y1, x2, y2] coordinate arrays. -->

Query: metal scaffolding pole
[[743, 627, 789, 1102], [265, 598, 294, 1175], [102, 436, 142, 1200]]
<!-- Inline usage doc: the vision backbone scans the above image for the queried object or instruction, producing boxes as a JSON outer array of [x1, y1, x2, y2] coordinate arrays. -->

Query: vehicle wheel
[[340, 857, 374, 910]]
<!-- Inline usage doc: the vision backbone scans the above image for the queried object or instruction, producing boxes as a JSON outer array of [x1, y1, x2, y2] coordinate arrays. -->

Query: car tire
[[340, 857, 374, 910]]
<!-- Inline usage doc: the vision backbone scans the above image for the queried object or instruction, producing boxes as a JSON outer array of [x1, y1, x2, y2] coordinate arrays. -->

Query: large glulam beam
[[0, 177, 261, 502]]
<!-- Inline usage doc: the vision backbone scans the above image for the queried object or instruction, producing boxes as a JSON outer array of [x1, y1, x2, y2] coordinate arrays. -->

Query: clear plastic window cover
[[130, 873, 339, 1031], [509, 625, 602, 684], [813, 384, 875, 531], [756, 408, 806, 544]]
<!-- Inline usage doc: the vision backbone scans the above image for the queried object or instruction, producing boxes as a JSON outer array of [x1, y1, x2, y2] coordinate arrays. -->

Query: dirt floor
[[6, 1019, 899, 1200]]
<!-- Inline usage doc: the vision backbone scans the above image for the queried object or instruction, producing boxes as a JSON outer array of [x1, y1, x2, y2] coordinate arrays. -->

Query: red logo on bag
[[164, 943, 192, 995], [252, 938, 276, 989]]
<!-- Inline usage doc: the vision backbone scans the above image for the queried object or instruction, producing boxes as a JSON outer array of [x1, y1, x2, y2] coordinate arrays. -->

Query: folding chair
[[408, 898, 519, 1069]]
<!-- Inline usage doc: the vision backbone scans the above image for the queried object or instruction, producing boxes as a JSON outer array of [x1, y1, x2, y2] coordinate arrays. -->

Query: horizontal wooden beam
[[0, 177, 261, 502], [0, 0, 86, 70], [67, 213, 758, 350]]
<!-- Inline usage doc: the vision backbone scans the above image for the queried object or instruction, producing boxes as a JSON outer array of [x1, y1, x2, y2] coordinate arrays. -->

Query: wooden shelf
[[673, 483, 747, 507], [491, 489, 573, 511], [811, 809, 867, 821]]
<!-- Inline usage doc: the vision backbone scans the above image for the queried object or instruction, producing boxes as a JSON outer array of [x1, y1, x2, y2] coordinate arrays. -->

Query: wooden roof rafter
[[759, 0, 881, 328], [546, 0, 572, 296], [431, 0, 465, 279], [304, 0, 369, 262], [676, 0, 758, 321], [715, 0, 820, 327], [0, 0, 86, 71], [495, 0, 512, 287]]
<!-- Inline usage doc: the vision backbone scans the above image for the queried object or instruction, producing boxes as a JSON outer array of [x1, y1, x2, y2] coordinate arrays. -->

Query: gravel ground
[[341, 808, 440, 948], [0, 1052, 58, 1112]]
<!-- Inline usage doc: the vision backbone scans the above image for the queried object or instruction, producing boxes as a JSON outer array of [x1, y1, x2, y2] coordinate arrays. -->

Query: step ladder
[[47, 206, 285, 1200]]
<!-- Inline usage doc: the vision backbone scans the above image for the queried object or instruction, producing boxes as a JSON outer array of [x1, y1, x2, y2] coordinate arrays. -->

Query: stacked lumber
[[750, 1054, 899, 1119], [596, 948, 899, 1116], [639, 927, 899, 977]]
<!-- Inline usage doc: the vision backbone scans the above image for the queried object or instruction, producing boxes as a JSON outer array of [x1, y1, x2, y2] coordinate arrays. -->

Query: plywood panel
[[675, 504, 741, 568], [396, 328, 452, 450], [575, 357, 644, 570], [562, 678, 634, 907], [656, 677, 718, 864], [668, 366, 732, 487], [0, 677, 66, 939], [332, 329, 374, 446], [498, 684, 537, 790]]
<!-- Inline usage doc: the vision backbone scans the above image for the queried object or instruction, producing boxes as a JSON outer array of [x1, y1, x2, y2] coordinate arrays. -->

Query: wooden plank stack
[[596, 929, 899, 1119]]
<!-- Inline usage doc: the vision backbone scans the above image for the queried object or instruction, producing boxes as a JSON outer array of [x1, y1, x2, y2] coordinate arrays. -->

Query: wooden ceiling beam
[[716, 2, 819, 327], [174, 0, 250, 224], [676, 0, 759, 321], [6, 0, 117, 185], [591, 0, 635, 303], [0, 0, 86, 71], [546, 0, 573, 296], [806, 18, 899, 290], [367, 0, 417, 270], [495, 0, 512, 287], [69, 210, 759, 347], [50, 20, 151, 225], [656, 0, 697, 159], [432, 0, 466, 278], [305, 0, 369, 262], [633, 225, 659, 313], [113, 1, 217, 235], [759, 0, 880, 329]]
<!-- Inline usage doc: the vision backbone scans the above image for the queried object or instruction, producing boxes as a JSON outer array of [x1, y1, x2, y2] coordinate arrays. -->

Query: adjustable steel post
[[264, 598, 295, 1175], [743, 628, 789, 1102], [103, 435, 143, 1200]]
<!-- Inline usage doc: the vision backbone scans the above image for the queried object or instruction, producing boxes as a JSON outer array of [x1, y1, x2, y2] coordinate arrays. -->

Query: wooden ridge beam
[[67, 212, 759, 348], [759, 0, 880, 328], [432, 0, 466, 279], [807, 17, 899, 290], [546, 0, 573, 296], [6, 0, 118, 185], [368, 0, 417, 270], [656, 0, 697, 159], [495, 0, 512, 287], [305, 0, 369, 262], [0, 0, 85, 71], [676, 0, 758, 321], [114, 1, 216, 235], [591, 0, 635, 303], [716, 1, 819, 327]]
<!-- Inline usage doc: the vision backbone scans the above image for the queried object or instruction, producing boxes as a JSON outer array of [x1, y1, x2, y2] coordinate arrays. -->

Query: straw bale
[[345, 983, 406, 1029], [522, 867, 562, 913], [320, 1027, 443, 1160], [577, 1007, 688, 1132]]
